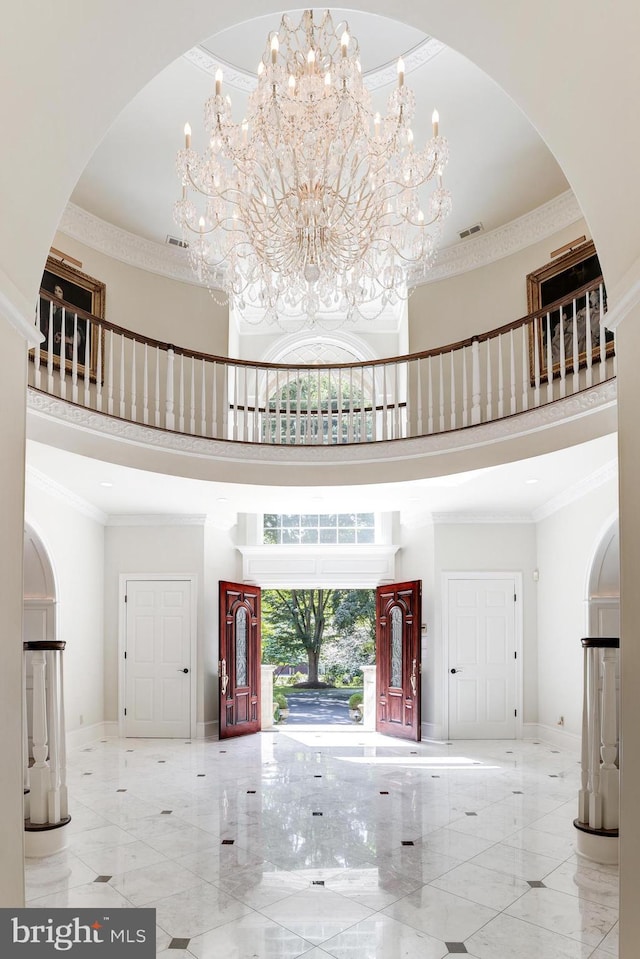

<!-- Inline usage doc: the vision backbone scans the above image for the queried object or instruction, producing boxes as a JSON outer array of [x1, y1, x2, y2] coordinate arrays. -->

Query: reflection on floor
[[24, 730, 619, 958]]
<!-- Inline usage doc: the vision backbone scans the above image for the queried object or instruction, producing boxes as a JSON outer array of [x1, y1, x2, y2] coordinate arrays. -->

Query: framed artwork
[[36, 256, 105, 382], [527, 240, 612, 382]]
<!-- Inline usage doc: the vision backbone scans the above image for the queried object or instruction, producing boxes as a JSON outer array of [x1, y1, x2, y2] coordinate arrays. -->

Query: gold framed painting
[[527, 240, 612, 383], [36, 256, 105, 382]]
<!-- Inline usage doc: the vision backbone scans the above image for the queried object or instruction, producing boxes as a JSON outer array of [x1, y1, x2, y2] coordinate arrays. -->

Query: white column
[[600, 645, 620, 830], [28, 649, 50, 825]]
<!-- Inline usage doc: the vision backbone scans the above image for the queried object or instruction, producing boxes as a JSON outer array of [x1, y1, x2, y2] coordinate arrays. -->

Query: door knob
[[178, 667, 189, 674], [450, 667, 461, 674]]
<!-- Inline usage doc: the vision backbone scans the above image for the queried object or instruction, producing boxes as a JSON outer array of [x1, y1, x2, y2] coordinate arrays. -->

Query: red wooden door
[[376, 581, 421, 741], [219, 581, 261, 739]]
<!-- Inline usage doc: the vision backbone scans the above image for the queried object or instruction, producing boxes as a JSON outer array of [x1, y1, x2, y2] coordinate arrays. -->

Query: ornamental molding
[[532, 459, 618, 523], [27, 379, 617, 469], [59, 190, 582, 292], [239, 544, 399, 587], [431, 511, 534, 525], [26, 465, 107, 525], [106, 513, 207, 527], [184, 36, 445, 94]]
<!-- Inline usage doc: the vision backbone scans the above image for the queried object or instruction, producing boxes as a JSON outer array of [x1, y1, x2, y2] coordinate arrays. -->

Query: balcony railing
[[30, 279, 614, 445]]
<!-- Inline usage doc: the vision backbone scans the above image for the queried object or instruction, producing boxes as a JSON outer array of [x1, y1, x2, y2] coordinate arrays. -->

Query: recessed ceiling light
[[525, 478, 539, 485], [216, 497, 228, 504], [100, 482, 113, 488]]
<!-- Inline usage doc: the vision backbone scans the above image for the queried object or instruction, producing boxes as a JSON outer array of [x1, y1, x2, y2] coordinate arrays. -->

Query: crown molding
[[26, 465, 107, 525], [106, 513, 207, 527], [185, 37, 444, 94], [431, 511, 534, 524], [532, 460, 618, 523], [59, 191, 582, 293]]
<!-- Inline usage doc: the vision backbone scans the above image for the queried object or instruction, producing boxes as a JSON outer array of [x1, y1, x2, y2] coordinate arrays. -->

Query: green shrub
[[273, 689, 288, 710], [348, 692, 363, 710]]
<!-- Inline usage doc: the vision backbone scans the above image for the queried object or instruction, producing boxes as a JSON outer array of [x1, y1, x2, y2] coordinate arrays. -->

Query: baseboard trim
[[522, 722, 581, 749], [66, 722, 118, 750], [422, 722, 446, 742], [197, 720, 218, 740]]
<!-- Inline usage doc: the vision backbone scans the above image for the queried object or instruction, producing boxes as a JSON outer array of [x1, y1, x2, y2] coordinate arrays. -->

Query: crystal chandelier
[[175, 9, 451, 326]]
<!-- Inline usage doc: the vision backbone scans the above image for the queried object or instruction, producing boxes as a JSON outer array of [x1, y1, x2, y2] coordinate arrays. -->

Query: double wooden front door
[[219, 581, 261, 738], [375, 580, 422, 741]]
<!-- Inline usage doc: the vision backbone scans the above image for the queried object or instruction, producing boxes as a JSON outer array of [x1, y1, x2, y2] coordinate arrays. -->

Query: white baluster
[[306, 369, 312, 444], [416, 358, 423, 436], [600, 645, 619, 830], [509, 329, 517, 414], [348, 367, 354, 443], [222, 361, 229, 439], [34, 300, 42, 389], [382, 364, 388, 440], [521, 325, 529, 412], [178, 354, 185, 432], [22, 648, 30, 819], [285, 368, 291, 445], [394, 363, 401, 438], [427, 355, 434, 434], [212, 360, 218, 438], [572, 299, 580, 394], [471, 338, 481, 424], [337, 366, 343, 444], [46, 649, 61, 824], [58, 648, 68, 820], [47, 301, 55, 394], [95, 324, 103, 411], [119, 333, 126, 417], [598, 284, 607, 382], [450, 350, 457, 429], [497, 335, 504, 419], [201, 359, 207, 436], [462, 347, 469, 427], [29, 649, 50, 825], [370, 366, 377, 442], [165, 347, 175, 429], [546, 312, 553, 403], [558, 309, 567, 398], [59, 309, 67, 400], [143, 343, 149, 425], [274, 369, 280, 444], [130, 339, 137, 422], [578, 642, 590, 823], [254, 365, 260, 443], [485, 339, 493, 421], [438, 353, 445, 432], [155, 346, 161, 427], [588, 647, 602, 829], [585, 290, 593, 388], [190, 356, 196, 435], [83, 316, 91, 408], [71, 314, 78, 404], [107, 330, 114, 415], [533, 319, 541, 407]]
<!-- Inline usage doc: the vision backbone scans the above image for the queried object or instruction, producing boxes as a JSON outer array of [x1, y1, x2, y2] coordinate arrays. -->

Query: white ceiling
[[70, 7, 569, 253], [26, 433, 617, 523]]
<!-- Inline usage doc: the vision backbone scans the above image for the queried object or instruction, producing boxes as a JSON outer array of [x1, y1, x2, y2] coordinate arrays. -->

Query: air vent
[[166, 235, 189, 249], [458, 222, 484, 240]]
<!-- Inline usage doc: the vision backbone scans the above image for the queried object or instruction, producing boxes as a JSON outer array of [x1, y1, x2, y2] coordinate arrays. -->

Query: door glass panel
[[236, 606, 248, 687], [390, 605, 403, 687]]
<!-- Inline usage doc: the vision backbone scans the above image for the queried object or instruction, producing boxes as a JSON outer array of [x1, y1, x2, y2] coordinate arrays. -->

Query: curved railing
[[29, 278, 614, 445]]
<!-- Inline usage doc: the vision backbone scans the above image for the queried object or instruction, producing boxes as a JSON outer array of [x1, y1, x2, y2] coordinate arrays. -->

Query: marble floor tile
[[381, 884, 497, 941], [505, 886, 618, 947], [22, 734, 619, 959]]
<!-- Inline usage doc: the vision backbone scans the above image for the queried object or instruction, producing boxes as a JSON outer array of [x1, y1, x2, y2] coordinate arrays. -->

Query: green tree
[[261, 588, 375, 685]]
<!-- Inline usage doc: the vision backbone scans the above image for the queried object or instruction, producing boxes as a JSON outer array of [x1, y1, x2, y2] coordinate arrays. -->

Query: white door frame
[[442, 571, 523, 740], [118, 574, 198, 739]]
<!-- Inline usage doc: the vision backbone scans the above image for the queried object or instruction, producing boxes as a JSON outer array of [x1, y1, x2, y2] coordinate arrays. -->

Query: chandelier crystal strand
[[175, 9, 451, 327]]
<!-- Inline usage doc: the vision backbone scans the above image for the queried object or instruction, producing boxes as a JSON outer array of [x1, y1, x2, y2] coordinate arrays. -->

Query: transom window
[[263, 513, 376, 545]]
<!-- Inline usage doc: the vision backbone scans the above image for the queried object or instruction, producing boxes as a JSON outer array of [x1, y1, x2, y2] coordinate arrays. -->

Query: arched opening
[[587, 518, 620, 637], [23, 524, 57, 644]]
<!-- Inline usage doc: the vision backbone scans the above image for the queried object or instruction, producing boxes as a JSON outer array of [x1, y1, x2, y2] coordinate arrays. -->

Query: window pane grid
[[263, 513, 375, 544]]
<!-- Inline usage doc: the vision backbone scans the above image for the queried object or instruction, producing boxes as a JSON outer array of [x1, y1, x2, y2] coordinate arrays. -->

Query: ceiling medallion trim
[[27, 379, 616, 467], [60, 190, 582, 291], [184, 36, 445, 93]]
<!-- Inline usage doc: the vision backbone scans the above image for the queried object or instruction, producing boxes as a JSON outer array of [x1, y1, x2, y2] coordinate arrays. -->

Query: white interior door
[[125, 579, 192, 738], [447, 576, 517, 739]]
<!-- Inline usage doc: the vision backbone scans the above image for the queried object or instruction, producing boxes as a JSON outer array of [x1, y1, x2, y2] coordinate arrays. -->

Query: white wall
[[103, 521, 206, 724], [25, 482, 105, 736], [536, 478, 618, 737], [51, 232, 228, 356], [408, 219, 589, 352]]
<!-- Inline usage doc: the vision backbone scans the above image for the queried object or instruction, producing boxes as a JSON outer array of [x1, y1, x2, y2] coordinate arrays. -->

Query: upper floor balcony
[[27, 278, 617, 486]]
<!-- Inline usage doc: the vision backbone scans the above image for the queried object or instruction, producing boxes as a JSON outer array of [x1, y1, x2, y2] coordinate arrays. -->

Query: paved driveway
[[281, 688, 361, 725]]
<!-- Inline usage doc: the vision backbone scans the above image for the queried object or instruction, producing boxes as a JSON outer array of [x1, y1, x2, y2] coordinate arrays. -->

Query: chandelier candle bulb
[[271, 34, 279, 65], [397, 57, 405, 87], [341, 31, 349, 57], [374, 112, 381, 138], [432, 109, 439, 137], [289, 74, 296, 91], [184, 123, 191, 149], [215, 68, 222, 96]]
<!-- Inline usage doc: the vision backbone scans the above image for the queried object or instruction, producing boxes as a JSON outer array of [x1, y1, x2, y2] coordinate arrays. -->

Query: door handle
[[450, 667, 462, 674], [177, 667, 189, 674], [410, 658, 418, 696], [219, 659, 229, 696]]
